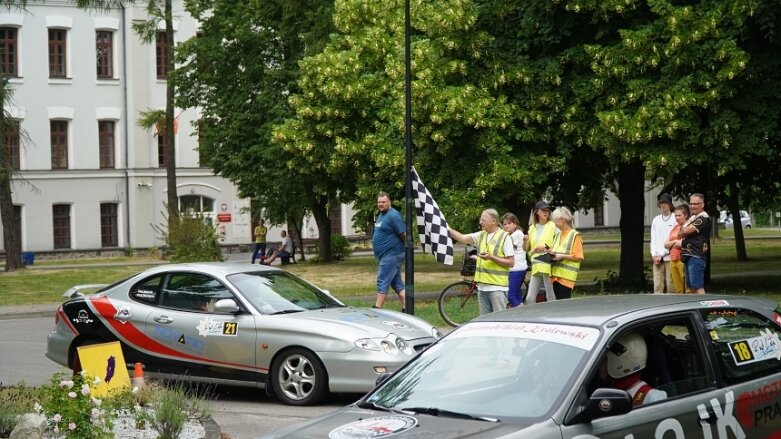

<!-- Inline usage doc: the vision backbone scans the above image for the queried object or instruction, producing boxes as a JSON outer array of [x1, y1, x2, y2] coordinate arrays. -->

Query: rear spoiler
[[63, 284, 110, 299]]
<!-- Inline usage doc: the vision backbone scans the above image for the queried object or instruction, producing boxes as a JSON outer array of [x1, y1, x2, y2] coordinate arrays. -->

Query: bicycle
[[437, 246, 531, 327]]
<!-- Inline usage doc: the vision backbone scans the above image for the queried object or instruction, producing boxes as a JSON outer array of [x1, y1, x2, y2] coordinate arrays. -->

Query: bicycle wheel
[[438, 281, 479, 327]]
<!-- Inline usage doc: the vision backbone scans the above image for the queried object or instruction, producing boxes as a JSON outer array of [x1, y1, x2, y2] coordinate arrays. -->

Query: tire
[[270, 348, 329, 406], [438, 281, 478, 327]]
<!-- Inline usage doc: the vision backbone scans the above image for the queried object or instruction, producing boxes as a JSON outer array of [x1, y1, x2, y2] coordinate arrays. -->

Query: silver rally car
[[45, 262, 440, 405], [262, 294, 781, 438]]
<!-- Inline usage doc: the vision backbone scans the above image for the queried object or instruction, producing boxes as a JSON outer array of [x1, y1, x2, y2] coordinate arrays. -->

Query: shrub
[[0, 383, 39, 436], [150, 382, 212, 439], [331, 234, 353, 261], [156, 213, 224, 263], [38, 371, 116, 439]]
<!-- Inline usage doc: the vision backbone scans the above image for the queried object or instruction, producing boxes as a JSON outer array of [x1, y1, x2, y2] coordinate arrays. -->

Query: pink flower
[[81, 384, 91, 395], [91, 408, 101, 419], [69, 422, 77, 430], [68, 391, 77, 398], [53, 413, 62, 422]]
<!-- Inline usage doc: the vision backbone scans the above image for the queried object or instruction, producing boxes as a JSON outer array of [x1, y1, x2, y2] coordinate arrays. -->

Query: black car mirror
[[585, 388, 632, 420], [213, 298, 240, 314]]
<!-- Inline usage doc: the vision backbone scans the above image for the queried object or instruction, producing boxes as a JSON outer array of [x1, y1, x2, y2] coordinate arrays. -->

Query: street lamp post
[[403, 0, 415, 315]]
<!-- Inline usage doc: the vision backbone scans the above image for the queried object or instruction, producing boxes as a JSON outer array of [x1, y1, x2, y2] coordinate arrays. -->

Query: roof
[[143, 261, 281, 277], [477, 294, 777, 327]]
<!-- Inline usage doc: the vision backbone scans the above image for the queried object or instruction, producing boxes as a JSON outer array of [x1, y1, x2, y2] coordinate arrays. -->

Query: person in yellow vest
[[449, 209, 515, 315], [251, 218, 268, 264], [523, 201, 557, 303], [549, 207, 584, 299]]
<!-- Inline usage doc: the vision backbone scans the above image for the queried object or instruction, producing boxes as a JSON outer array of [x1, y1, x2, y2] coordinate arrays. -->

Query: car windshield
[[226, 271, 343, 314], [363, 321, 600, 423]]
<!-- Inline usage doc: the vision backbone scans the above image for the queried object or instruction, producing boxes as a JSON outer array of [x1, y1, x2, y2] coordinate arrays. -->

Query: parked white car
[[719, 210, 752, 229]]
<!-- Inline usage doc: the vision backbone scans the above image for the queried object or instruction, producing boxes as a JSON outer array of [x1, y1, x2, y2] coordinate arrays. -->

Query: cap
[[535, 200, 550, 211], [657, 193, 673, 207]]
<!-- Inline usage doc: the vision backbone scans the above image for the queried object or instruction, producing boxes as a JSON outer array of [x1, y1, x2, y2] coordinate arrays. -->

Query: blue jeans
[[507, 270, 527, 307], [376, 252, 404, 293], [685, 256, 706, 290], [251, 243, 266, 264]]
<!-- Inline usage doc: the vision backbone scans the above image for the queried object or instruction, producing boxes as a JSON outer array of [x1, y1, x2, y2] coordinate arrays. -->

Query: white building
[[1, 1, 252, 255]]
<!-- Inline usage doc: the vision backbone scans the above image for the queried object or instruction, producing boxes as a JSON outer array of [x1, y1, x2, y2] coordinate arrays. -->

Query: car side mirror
[[213, 298, 240, 314], [585, 388, 633, 420]]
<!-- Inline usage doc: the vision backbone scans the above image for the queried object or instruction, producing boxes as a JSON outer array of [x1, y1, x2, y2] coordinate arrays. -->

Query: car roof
[[144, 262, 283, 277], [476, 294, 778, 327]]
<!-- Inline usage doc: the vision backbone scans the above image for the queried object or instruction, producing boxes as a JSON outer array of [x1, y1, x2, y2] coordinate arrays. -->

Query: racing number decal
[[223, 322, 238, 336], [730, 340, 755, 364]]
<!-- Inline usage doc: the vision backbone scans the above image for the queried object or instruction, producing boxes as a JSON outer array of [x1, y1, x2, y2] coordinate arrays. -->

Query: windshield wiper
[[401, 407, 499, 423], [271, 309, 304, 315], [357, 401, 413, 414]]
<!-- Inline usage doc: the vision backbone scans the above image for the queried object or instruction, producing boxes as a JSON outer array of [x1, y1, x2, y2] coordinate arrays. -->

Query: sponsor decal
[[133, 289, 156, 301], [153, 326, 205, 355], [329, 415, 418, 439], [72, 309, 94, 324], [196, 318, 239, 337], [452, 322, 600, 351], [114, 305, 132, 323], [737, 378, 781, 429], [700, 300, 730, 307], [728, 329, 781, 366], [382, 320, 412, 331]]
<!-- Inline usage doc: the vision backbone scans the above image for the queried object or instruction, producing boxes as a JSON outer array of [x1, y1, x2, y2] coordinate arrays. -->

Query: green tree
[[0, 78, 25, 271], [175, 0, 337, 259]]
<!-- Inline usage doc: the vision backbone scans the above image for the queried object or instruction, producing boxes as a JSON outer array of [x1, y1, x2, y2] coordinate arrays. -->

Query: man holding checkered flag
[[410, 168, 455, 266]]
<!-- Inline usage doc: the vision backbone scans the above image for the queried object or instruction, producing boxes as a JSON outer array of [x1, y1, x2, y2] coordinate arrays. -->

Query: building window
[[52, 204, 71, 249], [48, 29, 67, 78], [594, 205, 604, 227], [100, 203, 118, 247], [50, 120, 68, 169], [156, 31, 168, 79], [98, 121, 115, 168], [0, 27, 17, 76], [5, 121, 20, 170], [157, 131, 168, 166], [179, 195, 214, 215], [96, 31, 113, 78]]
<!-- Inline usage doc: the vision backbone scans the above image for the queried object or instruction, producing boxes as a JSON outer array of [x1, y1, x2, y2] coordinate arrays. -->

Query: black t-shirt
[[681, 214, 711, 258]]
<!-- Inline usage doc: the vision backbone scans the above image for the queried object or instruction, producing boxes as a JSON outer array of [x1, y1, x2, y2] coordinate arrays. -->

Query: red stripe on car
[[59, 306, 79, 335], [88, 295, 267, 372]]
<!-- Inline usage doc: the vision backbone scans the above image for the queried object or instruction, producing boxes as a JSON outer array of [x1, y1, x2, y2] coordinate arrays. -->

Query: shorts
[[685, 256, 706, 289], [376, 252, 405, 294]]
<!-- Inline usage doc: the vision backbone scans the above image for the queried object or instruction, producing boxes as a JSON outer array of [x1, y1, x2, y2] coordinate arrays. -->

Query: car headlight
[[355, 338, 382, 351]]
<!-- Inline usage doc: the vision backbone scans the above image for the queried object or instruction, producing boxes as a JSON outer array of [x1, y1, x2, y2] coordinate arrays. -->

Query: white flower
[[53, 426, 59, 433], [132, 386, 139, 394], [53, 413, 62, 422], [33, 402, 42, 413], [68, 391, 77, 398], [91, 408, 101, 419], [81, 384, 91, 395], [69, 422, 77, 430], [79, 370, 88, 378], [93, 376, 101, 385], [61, 380, 74, 389], [91, 397, 102, 407]]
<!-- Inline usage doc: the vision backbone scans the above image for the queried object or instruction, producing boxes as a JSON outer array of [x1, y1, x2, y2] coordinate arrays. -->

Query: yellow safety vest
[[474, 230, 510, 287], [551, 229, 581, 282], [528, 221, 557, 276]]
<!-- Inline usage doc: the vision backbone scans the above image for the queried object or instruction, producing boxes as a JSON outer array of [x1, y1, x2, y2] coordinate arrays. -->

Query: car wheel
[[745, 225, 751, 229], [270, 348, 328, 406]]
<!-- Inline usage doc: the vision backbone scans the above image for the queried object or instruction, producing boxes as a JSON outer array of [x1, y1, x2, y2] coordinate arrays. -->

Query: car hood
[[289, 307, 436, 341], [260, 407, 537, 438]]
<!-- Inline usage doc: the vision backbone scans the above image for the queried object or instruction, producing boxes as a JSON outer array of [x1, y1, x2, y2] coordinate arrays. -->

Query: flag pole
[[403, 0, 414, 315]]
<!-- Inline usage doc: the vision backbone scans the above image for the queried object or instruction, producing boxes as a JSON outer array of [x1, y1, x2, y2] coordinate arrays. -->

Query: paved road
[[0, 316, 355, 438]]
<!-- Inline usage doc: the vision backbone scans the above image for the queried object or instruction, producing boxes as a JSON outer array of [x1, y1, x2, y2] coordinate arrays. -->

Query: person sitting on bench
[[262, 230, 294, 265]]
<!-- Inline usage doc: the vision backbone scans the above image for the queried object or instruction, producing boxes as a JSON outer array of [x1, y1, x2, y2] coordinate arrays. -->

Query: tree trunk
[[309, 201, 332, 261], [164, 0, 178, 220], [616, 159, 646, 289], [726, 184, 748, 261], [287, 211, 306, 262], [0, 167, 22, 271]]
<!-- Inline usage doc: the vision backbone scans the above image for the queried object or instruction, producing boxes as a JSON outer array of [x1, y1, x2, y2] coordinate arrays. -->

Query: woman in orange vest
[[549, 207, 584, 300]]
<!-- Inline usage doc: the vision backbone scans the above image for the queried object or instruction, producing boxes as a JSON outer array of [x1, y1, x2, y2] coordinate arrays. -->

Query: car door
[[144, 271, 259, 382], [561, 313, 733, 439]]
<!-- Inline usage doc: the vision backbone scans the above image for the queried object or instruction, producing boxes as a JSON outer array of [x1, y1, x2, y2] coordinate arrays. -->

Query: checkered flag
[[411, 167, 454, 265]]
